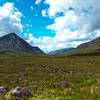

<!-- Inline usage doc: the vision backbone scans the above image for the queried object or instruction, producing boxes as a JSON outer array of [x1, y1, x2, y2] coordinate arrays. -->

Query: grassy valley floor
[[0, 55, 100, 100]]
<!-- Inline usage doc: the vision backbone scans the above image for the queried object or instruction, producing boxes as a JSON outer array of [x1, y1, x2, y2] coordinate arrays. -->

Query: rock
[[19, 75, 25, 78], [11, 87, 22, 97], [11, 87, 32, 97], [43, 65, 48, 69], [68, 70, 76, 74]]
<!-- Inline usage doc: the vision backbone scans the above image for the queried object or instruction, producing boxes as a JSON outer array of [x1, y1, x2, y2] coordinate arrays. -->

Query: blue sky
[[0, 0, 100, 53], [0, 0, 55, 38]]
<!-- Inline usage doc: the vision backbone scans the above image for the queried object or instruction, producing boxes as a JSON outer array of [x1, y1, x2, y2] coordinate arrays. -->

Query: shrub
[[0, 87, 7, 94]]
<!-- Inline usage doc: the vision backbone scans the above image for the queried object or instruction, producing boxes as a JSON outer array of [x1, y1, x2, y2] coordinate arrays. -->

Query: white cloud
[[35, 0, 42, 5], [45, 0, 100, 32], [0, 2, 23, 37], [42, 10, 46, 17], [26, 0, 100, 53], [45, 0, 70, 17], [24, 33, 54, 52], [25, 32, 80, 53]]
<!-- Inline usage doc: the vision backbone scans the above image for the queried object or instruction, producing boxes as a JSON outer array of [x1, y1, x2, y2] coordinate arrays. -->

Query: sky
[[0, 0, 100, 53]]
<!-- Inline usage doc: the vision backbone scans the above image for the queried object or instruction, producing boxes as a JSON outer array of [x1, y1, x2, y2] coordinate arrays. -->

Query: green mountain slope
[[67, 37, 100, 56], [0, 33, 45, 56]]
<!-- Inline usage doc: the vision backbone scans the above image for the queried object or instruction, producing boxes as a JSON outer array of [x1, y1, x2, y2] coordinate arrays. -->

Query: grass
[[0, 55, 100, 100], [0, 49, 44, 56], [67, 46, 100, 56]]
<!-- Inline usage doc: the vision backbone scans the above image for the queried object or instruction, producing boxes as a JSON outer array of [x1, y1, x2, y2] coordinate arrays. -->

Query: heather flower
[[11, 87, 32, 98], [0, 86, 7, 94], [19, 88, 31, 97], [61, 81, 69, 88]]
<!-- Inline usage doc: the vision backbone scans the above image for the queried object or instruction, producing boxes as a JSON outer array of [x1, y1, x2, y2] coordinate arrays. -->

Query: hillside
[[0, 55, 100, 100], [78, 37, 100, 49], [67, 37, 100, 56], [0, 33, 45, 56]]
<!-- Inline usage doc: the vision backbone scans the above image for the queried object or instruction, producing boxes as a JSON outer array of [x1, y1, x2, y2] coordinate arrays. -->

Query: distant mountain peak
[[49, 48, 76, 55], [1, 33, 20, 41], [8, 32, 16, 35], [0, 33, 45, 56], [6, 33, 18, 37]]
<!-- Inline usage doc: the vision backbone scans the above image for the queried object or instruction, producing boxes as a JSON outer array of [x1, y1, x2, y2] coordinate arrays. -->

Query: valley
[[0, 55, 100, 100], [0, 0, 100, 99]]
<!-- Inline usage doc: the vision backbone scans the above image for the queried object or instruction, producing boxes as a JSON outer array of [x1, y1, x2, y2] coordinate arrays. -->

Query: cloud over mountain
[[45, 0, 100, 39], [0, 2, 23, 37], [1, 1, 100, 53], [30, 0, 100, 52]]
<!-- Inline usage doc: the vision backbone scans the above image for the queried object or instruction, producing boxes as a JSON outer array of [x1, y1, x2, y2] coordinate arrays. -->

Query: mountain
[[68, 37, 100, 56], [49, 48, 76, 55], [0, 33, 45, 56], [78, 37, 100, 49]]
